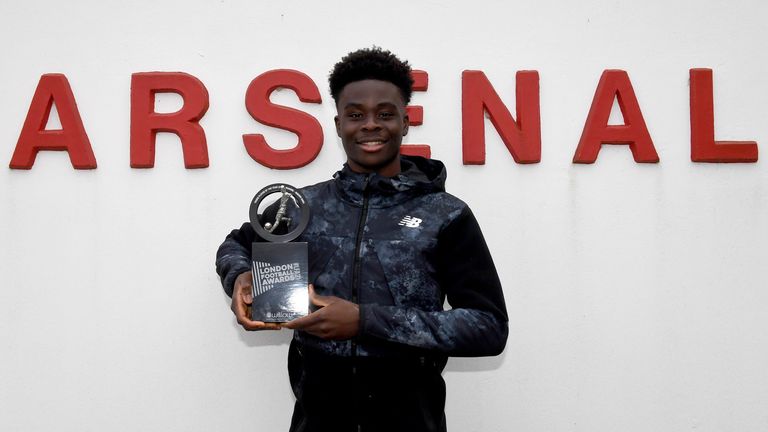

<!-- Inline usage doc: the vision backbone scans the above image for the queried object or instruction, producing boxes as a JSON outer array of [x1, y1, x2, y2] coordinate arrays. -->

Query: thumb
[[241, 290, 253, 305]]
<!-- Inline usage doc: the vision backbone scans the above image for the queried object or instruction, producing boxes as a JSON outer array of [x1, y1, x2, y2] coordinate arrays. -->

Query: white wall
[[1, 1, 766, 431]]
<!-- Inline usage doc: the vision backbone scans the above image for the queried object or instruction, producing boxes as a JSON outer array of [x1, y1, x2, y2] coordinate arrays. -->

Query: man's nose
[[361, 115, 381, 130]]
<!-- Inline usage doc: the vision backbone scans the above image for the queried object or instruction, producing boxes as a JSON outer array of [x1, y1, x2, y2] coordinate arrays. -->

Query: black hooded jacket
[[216, 156, 508, 359], [217, 156, 508, 431]]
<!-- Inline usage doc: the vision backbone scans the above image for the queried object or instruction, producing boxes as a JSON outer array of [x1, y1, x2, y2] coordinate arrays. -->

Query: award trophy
[[248, 183, 311, 323]]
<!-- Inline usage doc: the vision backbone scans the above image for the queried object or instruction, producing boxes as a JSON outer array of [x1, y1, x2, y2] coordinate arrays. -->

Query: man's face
[[335, 79, 409, 178]]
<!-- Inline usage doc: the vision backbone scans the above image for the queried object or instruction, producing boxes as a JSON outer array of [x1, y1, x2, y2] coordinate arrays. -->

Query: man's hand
[[282, 285, 360, 340], [231, 271, 281, 331]]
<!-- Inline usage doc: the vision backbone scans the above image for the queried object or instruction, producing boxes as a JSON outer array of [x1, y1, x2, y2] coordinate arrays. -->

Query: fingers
[[282, 311, 330, 338], [234, 304, 281, 331], [234, 298, 282, 331], [281, 299, 359, 340], [241, 290, 253, 305], [282, 310, 322, 330], [231, 281, 251, 320], [239, 317, 282, 331], [231, 271, 280, 331]]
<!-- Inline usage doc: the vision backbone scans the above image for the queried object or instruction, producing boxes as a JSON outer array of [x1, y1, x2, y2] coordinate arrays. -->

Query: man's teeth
[[360, 141, 384, 146]]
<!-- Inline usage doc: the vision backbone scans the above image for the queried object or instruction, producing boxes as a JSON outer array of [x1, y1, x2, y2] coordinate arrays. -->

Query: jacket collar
[[333, 156, 447, 207]]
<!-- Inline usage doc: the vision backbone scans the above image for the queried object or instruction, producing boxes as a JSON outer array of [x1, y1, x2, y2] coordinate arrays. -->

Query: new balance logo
[[398, 215, 422, 228]]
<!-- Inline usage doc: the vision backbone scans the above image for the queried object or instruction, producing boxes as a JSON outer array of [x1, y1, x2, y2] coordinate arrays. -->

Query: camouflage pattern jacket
[[216, 156, 508, 359]]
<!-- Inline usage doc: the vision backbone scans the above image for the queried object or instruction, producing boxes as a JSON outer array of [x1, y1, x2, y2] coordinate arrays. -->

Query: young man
[[216, 47, 508, 432]]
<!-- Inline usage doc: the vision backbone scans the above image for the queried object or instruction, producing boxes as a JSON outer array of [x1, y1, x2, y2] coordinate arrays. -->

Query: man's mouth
[[357, 139, 387, 152]]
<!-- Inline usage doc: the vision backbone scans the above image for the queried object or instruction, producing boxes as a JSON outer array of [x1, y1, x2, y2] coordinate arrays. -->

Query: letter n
[[462, 70, 541, 164], [9, 74, 97, 169], [130, 72, 210, 168], [243, 70, 323, 169], [573, 70, 659, 163], [690, 68, 758, 162]]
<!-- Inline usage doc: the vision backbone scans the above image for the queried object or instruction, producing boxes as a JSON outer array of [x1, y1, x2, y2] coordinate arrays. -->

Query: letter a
[[9, 74, 97, 169], [573, 70, 659, 163]]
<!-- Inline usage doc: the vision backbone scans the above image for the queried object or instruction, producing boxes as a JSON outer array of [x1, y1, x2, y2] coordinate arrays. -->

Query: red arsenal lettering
[[130, 72, 210, 168], [461, 70, 541, 164], [9, 74, 97, 169], [243, 69, 323, 169], [573, 70, 659, 164]]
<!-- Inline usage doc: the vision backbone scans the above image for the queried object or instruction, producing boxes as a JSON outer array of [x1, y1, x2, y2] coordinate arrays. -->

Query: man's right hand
[[231, 271, 281, 331]]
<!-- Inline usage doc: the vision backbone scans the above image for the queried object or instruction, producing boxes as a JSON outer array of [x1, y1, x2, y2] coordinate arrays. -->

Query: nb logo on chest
[[398, 216, 423, 228]]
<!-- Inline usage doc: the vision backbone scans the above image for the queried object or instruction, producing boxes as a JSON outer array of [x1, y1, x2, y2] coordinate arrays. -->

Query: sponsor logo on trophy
[[248, 184, 311, 322]]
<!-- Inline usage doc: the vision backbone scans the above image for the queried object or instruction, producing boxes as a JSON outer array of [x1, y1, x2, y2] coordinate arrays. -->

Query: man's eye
[[379, 112, 394, 119]]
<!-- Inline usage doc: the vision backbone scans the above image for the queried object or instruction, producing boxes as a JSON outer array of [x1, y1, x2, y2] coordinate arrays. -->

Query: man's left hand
[[282, 285, 360, 340]]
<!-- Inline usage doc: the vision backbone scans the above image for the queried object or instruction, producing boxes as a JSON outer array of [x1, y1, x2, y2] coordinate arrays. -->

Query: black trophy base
[[251, 242, 309, 323]]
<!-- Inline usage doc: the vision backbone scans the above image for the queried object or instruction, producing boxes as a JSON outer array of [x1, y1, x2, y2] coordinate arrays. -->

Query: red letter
[[462, 70, 540, 164], [573, 70, 658, 164], [690, 69, 758, 162], [9, 74, 96, 169], [243, 70, 323, 169], [401, 70, 431, 158], [130, 72, 209, 168]]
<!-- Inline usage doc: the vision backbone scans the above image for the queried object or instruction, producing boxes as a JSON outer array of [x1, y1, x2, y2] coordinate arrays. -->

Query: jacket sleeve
[[358, 206, 509, 357], [215, 222, 256, 298]]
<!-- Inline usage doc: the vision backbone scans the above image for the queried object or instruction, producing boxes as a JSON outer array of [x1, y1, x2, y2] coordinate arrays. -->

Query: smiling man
[[216, 47, 508, 432], [334, 78, 407, 177]]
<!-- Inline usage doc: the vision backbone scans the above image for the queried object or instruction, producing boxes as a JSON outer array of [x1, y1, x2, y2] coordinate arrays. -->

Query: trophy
[[248, 183, 311, 322]]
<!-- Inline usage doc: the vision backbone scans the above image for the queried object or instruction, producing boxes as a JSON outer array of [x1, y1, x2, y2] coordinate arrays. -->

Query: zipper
[[351, 175, 371, 432], [351, 174, 371, 361]]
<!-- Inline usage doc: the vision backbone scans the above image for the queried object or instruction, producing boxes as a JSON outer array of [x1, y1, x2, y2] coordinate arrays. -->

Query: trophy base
[[251, 242, 309, 323]]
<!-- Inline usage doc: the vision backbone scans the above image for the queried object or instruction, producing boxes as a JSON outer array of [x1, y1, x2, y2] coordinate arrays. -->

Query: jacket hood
[[333, 155, 447, 207]]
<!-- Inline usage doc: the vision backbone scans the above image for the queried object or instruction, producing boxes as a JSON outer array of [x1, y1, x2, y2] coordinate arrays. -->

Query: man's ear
[[334, 115, 341, 137], [402, 113, 409, 137]]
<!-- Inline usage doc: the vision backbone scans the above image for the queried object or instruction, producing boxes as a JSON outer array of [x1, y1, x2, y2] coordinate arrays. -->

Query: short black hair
[[329, 47, 414, 105]]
